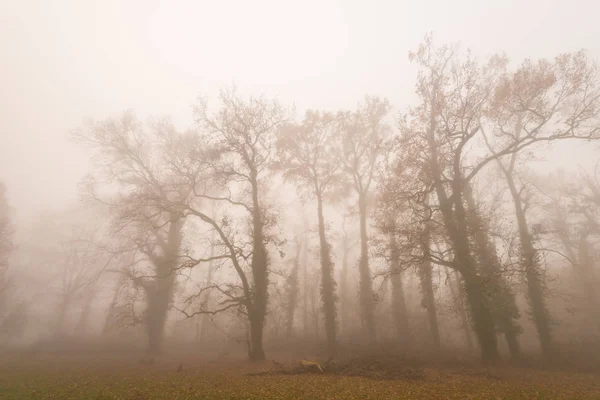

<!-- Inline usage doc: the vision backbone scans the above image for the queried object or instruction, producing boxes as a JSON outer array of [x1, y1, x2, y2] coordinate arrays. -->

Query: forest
[[2, 36, 600, 398]]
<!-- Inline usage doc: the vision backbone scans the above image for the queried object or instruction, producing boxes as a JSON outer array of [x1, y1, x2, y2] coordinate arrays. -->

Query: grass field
[[1, 355, 599, 399]]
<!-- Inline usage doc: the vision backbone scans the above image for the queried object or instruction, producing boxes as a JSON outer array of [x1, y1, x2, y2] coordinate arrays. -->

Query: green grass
[[0, 356, 599, 399]]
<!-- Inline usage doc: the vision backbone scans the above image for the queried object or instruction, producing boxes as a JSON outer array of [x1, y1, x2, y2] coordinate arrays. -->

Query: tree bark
[[316, 193, 337, 355], [447, 268, 474, 352], [504, 169, 553, 358], [340, 232, 350, 336], [358, 192, 376, 344], [426, 92, 499, 363], [145, 215, 182, 356], [248, 170, 268, 361]]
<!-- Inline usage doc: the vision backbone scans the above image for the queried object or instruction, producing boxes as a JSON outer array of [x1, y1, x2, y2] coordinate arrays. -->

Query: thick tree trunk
[[426, 98, 499, 362], [447, 268, 474, 352], [316, 194, 337, 355], [435, 182, 499, 362], [358, 193, 376, 344], [145, 215, 183, 356], [389, 221, 410, 346], [463, 183, 522, 359], [248, 310, 265, 361], [145, 279, 173, 355]]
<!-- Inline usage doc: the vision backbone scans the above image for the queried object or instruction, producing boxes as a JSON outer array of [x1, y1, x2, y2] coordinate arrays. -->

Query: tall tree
[[0, 182, 14, 320], [0, 182, 15, 316], [483, 51, 600, 358], [404, 38, 507, 362], [338, 97, 391, 344], [275, 110, 343, 355], [74, 112, 188, 355], [171, 88, 290, 360]]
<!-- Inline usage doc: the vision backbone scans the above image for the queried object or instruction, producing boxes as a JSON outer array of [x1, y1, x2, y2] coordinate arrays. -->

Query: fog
[[2, 1, 600, 397]]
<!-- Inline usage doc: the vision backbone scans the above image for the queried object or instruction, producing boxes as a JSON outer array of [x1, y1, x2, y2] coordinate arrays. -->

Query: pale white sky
[[1, 0, 599, 220]]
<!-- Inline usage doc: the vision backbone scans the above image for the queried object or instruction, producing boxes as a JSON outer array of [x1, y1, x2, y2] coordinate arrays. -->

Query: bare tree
[[338, 96, 392, 344], [169, 88, 291, 361], [404, 37, 507, 362], [0, 182, 14, 320], [275, 110, 343, 355], [74, 112, 189, 355], [483, 51, 600, 358]]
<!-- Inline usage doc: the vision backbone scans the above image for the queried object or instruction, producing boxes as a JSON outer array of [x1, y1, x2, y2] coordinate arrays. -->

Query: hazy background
[[1, 0, 599, 221]]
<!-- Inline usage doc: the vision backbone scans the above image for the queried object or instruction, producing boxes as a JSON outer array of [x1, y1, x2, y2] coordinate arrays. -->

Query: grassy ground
[[0, 355, 599, 399]]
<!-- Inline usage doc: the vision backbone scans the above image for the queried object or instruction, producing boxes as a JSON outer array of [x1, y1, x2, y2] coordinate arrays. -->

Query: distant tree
[[0, 183, 14, 318], [483, 51, 600, 358], [338, 210, 359, 337], [74, 112, 190, 355]]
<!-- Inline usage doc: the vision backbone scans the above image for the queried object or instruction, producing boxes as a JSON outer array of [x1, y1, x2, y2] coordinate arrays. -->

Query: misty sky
[[1, 0, 599, 221]]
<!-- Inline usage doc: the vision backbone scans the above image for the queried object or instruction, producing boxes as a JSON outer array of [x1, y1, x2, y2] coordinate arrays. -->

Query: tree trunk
[[389, 221, 410, 346], [200, 232, 216, 342], [464, 182, 522, 359], [504, 170, 553, 358], [145, 215, 183, 356], [285, 239, 302, 337], [303, 228, 309, 338], [447, 268, 474, 352], [248, 309, 265, 361], [419, 220, 441, 353], [426, 99, 499, 362], [248, 171, 268, 361], [340, 233, 350, 336], [358, 192, 376, 344], [145, 279, 173, 355], [316, 193, 337, 355], [436, 183, 499, 362]]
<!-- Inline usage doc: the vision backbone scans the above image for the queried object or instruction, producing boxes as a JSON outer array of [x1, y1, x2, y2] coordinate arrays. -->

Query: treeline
[[1, 37, 600, 365]]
